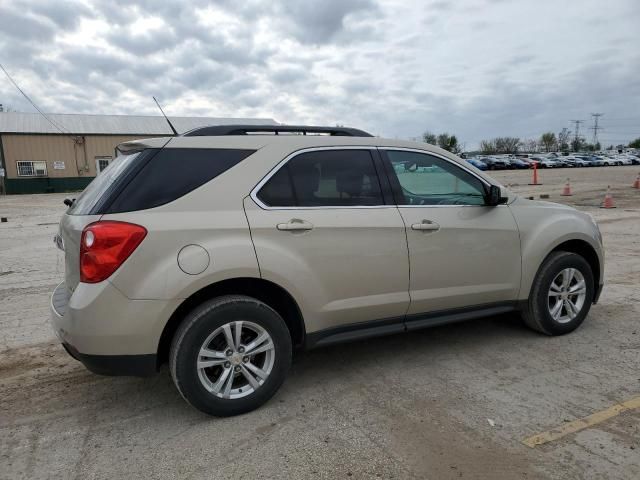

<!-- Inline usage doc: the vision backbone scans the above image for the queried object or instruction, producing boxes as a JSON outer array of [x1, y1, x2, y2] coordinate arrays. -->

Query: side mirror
[[485, 185, 506, 206]]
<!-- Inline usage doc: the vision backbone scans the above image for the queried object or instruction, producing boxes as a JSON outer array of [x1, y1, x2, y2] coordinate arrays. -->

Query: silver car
[[51, 125, 604, 416]]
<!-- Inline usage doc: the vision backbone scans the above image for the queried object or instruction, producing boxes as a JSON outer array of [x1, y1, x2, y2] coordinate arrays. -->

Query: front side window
[[17, 161, 47, 177], [385, 150, 486, 206], [257, 149, 384, 207]]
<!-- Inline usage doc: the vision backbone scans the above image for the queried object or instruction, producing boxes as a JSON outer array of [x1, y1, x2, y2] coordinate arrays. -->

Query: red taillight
[[80, 221, 147, 283]]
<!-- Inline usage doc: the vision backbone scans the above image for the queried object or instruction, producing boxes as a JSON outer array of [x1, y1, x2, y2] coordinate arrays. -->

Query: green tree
[[422, 131, 437, 144], [437, 133, 460, 153], [629, 137, 640, 149], [571, 137, 587, 152], [540, 132, 557, 152]]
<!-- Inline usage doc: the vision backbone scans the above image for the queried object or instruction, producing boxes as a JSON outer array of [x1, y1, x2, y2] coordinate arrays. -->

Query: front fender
[[509, 199, 603, 300]]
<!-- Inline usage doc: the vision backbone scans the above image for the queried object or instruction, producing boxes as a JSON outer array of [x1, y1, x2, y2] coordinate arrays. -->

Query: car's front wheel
[[170, 295, 292, 416], [522, 251, 594, 335]]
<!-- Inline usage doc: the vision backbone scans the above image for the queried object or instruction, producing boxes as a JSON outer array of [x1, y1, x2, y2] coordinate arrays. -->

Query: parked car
[[507, 158, 531, 169], [480, 156, 510, 170], [530, 156, 559, 168], [51, 124, 604, 416], [575, 155, 598, 167], [588, 155, 610, 166], [614, 156, 633, 166], [552, 157, 575, 168], [466, 157, 488, 170], [562, 156, 589, 167], [604, 155, 622, 166]]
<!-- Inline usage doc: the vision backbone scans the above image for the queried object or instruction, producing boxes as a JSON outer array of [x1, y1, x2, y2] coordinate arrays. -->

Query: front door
[[245, 147, 410, 335], [380, 149, 521, 316]]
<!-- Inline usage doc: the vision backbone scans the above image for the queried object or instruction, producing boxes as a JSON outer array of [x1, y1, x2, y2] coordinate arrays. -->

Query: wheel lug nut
[[225, 350, 233, 356], [238, 347, 245, 353], [234, 365, 241, 372], [224, 361, 231, 368], [243, 356, 249, 363]]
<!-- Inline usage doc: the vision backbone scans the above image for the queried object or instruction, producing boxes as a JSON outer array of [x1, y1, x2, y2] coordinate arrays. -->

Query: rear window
[[68, 150, 147, 215], [69, 147, 255, 215], [105, 148, 255, 213]]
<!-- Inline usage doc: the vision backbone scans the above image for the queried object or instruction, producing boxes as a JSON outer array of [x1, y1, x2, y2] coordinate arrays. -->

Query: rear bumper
[[61, 342, 156, 376], [50, 281, 175, 376]]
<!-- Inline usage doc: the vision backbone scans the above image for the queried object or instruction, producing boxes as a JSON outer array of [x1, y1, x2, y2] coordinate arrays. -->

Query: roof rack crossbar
[[183, 124, 373, 137]]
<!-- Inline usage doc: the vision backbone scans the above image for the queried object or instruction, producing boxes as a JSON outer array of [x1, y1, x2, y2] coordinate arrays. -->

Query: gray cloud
[[0, 0, 638, 148]]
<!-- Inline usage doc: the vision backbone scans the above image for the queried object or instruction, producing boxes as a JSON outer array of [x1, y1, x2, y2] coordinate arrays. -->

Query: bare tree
[[480, 139, 496, 154], [519, 138, 538, 153], [495, 137, 520, 154], [557, 128, 571, 151]]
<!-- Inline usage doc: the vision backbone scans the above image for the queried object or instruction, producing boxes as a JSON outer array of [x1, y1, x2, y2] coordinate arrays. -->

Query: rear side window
[[104, 148, 255, 213], [257, 149, 384, 207]]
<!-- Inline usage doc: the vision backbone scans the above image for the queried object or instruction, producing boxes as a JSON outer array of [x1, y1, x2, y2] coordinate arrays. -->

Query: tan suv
[[51, 125, 604, 416]]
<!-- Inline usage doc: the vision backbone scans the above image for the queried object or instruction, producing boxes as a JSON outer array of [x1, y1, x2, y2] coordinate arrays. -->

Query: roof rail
[[182, 124, 373, 137]]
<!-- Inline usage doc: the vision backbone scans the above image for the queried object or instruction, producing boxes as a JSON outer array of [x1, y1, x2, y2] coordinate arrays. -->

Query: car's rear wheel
[[522, 251, 594, 335], [170, 295, 292, 416]]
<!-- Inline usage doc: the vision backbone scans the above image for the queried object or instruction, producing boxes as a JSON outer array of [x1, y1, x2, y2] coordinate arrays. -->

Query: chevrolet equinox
[[51, 125, 604, 416]]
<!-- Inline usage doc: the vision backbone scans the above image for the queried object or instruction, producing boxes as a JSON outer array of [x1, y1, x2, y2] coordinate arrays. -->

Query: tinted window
[[386, 150, 486, 206], [257, 167, 296, 207], [105, 148, 255, 213], [68, 150, 147, 215], [257, 149, 384, 207]]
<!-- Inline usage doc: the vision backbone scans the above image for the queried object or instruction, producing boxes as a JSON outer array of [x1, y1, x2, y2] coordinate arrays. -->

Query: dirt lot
[[1, 166, 639, 479]]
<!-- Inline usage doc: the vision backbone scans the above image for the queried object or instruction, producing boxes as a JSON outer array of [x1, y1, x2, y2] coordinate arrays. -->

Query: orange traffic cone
[[601, 186, 616, 209], [633, 173, 640, 189], [561, 178, 573, 196], [528, 161, 542, 185]]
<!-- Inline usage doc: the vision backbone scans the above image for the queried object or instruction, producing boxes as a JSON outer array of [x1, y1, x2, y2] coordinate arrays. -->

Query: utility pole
[[590, 113, 604, 147], [570, 120, 584, 151]]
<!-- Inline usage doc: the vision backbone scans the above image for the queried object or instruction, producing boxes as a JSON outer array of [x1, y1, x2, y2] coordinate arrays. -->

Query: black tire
[[170, 295, 292, 416], [521, 251, 594, 335]]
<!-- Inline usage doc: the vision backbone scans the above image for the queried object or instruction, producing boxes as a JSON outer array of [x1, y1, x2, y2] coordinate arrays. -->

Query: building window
[[16, 161, 48, 177], [95, 156, 112, 175]]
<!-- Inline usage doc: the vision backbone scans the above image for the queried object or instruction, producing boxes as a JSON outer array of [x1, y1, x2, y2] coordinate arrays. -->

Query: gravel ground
[[1, 166, 639, 479]]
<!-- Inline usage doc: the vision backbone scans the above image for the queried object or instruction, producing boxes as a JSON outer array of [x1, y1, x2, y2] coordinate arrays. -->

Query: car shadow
[[2, 312, 537, 428]]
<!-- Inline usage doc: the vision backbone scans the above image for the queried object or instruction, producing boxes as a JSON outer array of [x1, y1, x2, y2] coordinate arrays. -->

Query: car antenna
[[153, 96, 178, 136]]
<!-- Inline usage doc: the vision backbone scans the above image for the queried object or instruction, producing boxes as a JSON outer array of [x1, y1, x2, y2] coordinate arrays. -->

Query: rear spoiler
[[116, 137, 173, 155]]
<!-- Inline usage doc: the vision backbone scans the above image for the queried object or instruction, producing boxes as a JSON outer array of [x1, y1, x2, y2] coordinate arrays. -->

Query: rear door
[[380, 148, 521, 318], [245, 147, 410, 335]]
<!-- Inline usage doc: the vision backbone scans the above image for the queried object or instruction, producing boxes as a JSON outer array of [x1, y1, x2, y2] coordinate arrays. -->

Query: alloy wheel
[[197, 321, 275, 399], [547, 268, 587, 324]]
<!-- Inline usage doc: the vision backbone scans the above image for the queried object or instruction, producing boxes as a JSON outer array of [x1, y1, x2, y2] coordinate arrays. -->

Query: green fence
[[4, 177, 94, 194]]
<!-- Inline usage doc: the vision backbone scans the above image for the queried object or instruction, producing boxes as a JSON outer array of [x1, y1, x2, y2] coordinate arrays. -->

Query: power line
[[590, 113, 604, 145], [0, 63, 72, 135]]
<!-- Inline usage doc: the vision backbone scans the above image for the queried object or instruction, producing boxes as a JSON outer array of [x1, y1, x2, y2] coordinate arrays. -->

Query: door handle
[[411, 220, 440, 231], [276, 219, 314, 231]]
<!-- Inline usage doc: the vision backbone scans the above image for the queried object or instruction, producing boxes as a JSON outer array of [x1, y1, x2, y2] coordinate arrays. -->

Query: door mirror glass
[[485, 185, 505, 206]]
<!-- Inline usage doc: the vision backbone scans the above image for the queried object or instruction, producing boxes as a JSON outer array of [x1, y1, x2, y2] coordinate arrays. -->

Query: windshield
[[67, 151, 142, 215]]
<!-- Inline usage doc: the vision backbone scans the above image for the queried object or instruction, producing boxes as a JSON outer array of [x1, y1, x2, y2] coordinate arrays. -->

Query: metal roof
[[0, 112, 278, 135]]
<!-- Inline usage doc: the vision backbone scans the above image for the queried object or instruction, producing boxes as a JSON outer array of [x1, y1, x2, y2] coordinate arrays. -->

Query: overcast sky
[[0, 0, 638, 148]]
